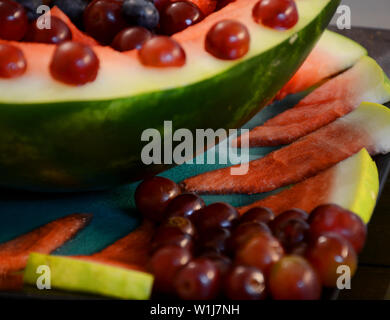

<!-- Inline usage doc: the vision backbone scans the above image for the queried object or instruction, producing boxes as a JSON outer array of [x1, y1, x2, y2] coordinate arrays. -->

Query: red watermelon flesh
[[238, 162, 334, 215], [75, 221, 154, 269], [235, 57, 390, 147], [0, 213, 92, 274], [237, 148, 378, 225], [181, 102, 390, 195]]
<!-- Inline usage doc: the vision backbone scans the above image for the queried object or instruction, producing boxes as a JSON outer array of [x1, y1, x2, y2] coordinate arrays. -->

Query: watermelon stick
[[235, 57, 390, 147], [181, 102, 390, 195], [0, 213, 92, 274]]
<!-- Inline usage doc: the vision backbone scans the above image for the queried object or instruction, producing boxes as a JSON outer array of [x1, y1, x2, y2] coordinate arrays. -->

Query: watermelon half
[[0, 0, 339, 191]]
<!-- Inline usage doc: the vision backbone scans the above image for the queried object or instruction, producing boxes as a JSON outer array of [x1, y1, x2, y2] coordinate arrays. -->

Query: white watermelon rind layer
[[355, 57, 390, 104], [343, 102, 390, 155], [328, 148, 379, 224], [317, 30, 367, 72]]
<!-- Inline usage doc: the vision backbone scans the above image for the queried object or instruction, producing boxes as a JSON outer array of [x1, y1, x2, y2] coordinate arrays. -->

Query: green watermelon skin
[[0, 0, 339, 191]]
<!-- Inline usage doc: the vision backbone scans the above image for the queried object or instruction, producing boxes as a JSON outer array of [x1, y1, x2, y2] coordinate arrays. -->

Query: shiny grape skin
[[252, 0, 299, 30], [135, 176, 181, 222], [309, 204, 367, 253], [138, 36, 186, 67], [224, 265, 267, 300], [0, 0, 29, 41], [228, 221, 271, 254], [235, 233, 284, 275], [193, 202, 239, 231], [149, 245, 192, 294], [166, 193, 205, 219], [240, 207, 275, 225], [305, 233, 357, 287], [49, 41, 100, 86], [174, 258, 221, 300], [269, 255, 322, 300], [205, 19, 250, 60], [0, 43, 27, 78]]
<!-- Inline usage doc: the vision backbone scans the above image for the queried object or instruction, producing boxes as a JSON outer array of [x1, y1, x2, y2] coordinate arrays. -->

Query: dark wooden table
[[329, 26, 390, 300]]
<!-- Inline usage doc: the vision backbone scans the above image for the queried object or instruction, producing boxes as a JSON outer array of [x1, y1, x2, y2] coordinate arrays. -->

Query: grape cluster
[[135, 176, 367, 300]]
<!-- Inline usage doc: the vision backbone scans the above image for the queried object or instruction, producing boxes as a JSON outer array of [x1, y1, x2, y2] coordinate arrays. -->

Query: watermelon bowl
[[0, 0, 339, 192]]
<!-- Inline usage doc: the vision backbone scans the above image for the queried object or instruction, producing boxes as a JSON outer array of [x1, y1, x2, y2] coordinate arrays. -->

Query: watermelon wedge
[[235, 56, 390, 147], [181, 102, 390, 194], [238, 148, 379, 224], [276, 29, 367, 100], [0, 213, 91, 273]]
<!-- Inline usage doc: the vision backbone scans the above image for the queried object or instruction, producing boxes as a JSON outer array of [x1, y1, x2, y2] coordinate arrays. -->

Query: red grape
[[194, 202, 239, 231], [197, 228, 231, 254], [50, 41, 99, 86], [111, 26, 152, 51], [198, 252, 231, 277], [138, 36, 186, 67], [269, 208, 308, 233], [224, 265, 267, 300], [235, 233, 284, 275], [0, 44, 27, 78], [273, 218, 309, 252], [165, 193, 205, 219], [309, 204, 367, 253], [228, 221, 271, 253], [84, 0, 128, 45], [269, 255, 321, 300], [159, 1, 203, 35], [252, 0, 298, 30], [149, 245, 192, 294], [25, 16, 72, 44], [306, 233, 357, 287], [240, 207, 275, 224], [151, 227, 194, 252], [159, 216, 196, 237], [0, 0, 28, 41], [205, 19, 250, 60], [135, 176, 180, 222], [174, 258, 221, 300]]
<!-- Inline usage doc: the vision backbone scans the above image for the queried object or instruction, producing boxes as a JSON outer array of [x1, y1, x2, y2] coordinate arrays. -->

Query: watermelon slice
[[0, 0, 340, 192], [23, 253, 153, 300], [238, 148, 379, 224], [0, 213, 91, 274], [275, 30, 367, 100], [235, 56, 390, 147], [22, 221, 154, 299], [181, 102, 390, 194]]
